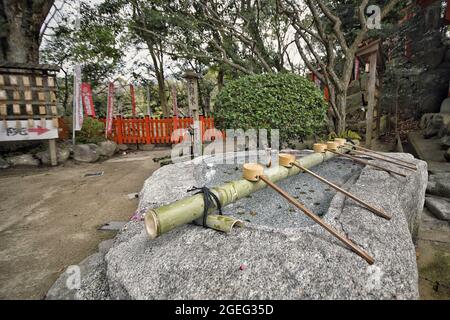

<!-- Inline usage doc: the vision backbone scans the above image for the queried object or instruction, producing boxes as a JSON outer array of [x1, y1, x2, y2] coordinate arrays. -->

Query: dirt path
[[0, 148, 170, 299]]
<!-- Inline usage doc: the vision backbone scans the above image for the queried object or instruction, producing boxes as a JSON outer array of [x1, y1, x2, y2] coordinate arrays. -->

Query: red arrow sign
[[28, 126, 50, 135]]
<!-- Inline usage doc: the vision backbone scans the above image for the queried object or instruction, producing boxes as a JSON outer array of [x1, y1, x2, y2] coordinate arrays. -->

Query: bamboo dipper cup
[[243, 163, 264, 182], [326, 141, 339, 151], [313, 143, 327, 153], [279, 153, 296, 168], [334, 138, 347, 147]]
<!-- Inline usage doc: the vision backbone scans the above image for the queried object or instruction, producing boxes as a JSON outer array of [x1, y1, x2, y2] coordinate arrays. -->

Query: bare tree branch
[[294, 33, 325, 83], [309, 0, 349, 54], [198, 0, 274, 72]]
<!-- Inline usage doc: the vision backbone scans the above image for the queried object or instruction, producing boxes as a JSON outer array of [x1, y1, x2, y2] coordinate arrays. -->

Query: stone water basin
[[203, 154, 363, 229], [47, 150, 428, 300]]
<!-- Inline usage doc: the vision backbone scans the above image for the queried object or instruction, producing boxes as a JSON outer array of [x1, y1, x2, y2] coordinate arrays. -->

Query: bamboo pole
[[343, 143, 417, 170], [291, 162, 391, 220], [203, 214, 244, 233], [144, 146, 357, 239], [326, 149, 407, 177], [258, 175, 374, 265], [341, 146, 417, 171]]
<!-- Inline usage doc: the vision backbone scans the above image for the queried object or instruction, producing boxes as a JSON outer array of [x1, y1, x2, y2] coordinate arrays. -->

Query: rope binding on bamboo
[[187, 186, 223, 227]]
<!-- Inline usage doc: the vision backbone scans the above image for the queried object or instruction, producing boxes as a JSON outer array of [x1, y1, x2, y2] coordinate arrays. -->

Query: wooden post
[[145, 115, 151, 144], [365, 53, 377, 148], [183, 70, 202, 157], [48, 139, 57, 166], [116, 116, 123, 145], [149, 117, 155, 144], [375, 74, 382, 138], [156, 118, 161, 145]]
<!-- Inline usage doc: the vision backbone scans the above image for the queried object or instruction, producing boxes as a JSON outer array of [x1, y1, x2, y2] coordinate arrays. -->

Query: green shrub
[[214, 73, 327, 145], [76, 117, 106, 144]]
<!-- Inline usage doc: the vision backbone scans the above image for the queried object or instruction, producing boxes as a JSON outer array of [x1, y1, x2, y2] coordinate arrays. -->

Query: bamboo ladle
[[325, 147, 408, 178], [242, 163, 374, 265], [340, 146, 416, 171], [344, 143, 417, 168], [278, 154, 391, 220]]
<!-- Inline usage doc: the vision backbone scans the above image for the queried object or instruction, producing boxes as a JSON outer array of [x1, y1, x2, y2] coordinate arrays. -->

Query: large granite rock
[[440, 97, 450, 114], [73, 144, 99, 163], [36, 148, 70, 165], [6, 154, 39, 166], [425, 196, 450, 221], [441, 122, 450, 137], [427, 173, 450, 198], [441, 135, 450, 148], [0, 157, 10, 169], [138, 144, 155, 151], [48, 151, 427, 300], [46, 253, 110, 300], [98, 141, 117, 157], [105, 153, 426, 300], [421, 113, 450, 139], [127, 144, 138, 151]]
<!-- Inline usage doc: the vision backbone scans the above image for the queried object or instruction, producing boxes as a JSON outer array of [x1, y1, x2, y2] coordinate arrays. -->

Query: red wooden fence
[[100, 116, 220, 145]]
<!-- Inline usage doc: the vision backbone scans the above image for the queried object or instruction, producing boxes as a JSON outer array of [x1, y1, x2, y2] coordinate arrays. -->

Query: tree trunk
[[197, 78, 206, 115], [217, 67, 224, 91], [60, 67, 69, 114], [326, 85, 337, 133], [149, 47, 169, 117], [0, 0, 54, 63], [156, 71, 169, 117], [335, 91, 347, 134]]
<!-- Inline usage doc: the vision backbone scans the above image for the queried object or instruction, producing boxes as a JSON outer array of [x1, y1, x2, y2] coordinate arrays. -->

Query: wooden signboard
[[0, 120, 58, 141], [0, 63, 60, 165]]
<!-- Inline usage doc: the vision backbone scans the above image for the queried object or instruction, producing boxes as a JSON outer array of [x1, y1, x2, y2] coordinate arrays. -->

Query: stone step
[[407, 130, 449, 170]]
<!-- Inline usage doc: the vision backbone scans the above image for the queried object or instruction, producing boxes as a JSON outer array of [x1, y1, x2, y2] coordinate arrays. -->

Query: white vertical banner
[[106, 82, 114, 137], [73, 64, 83, 131]]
